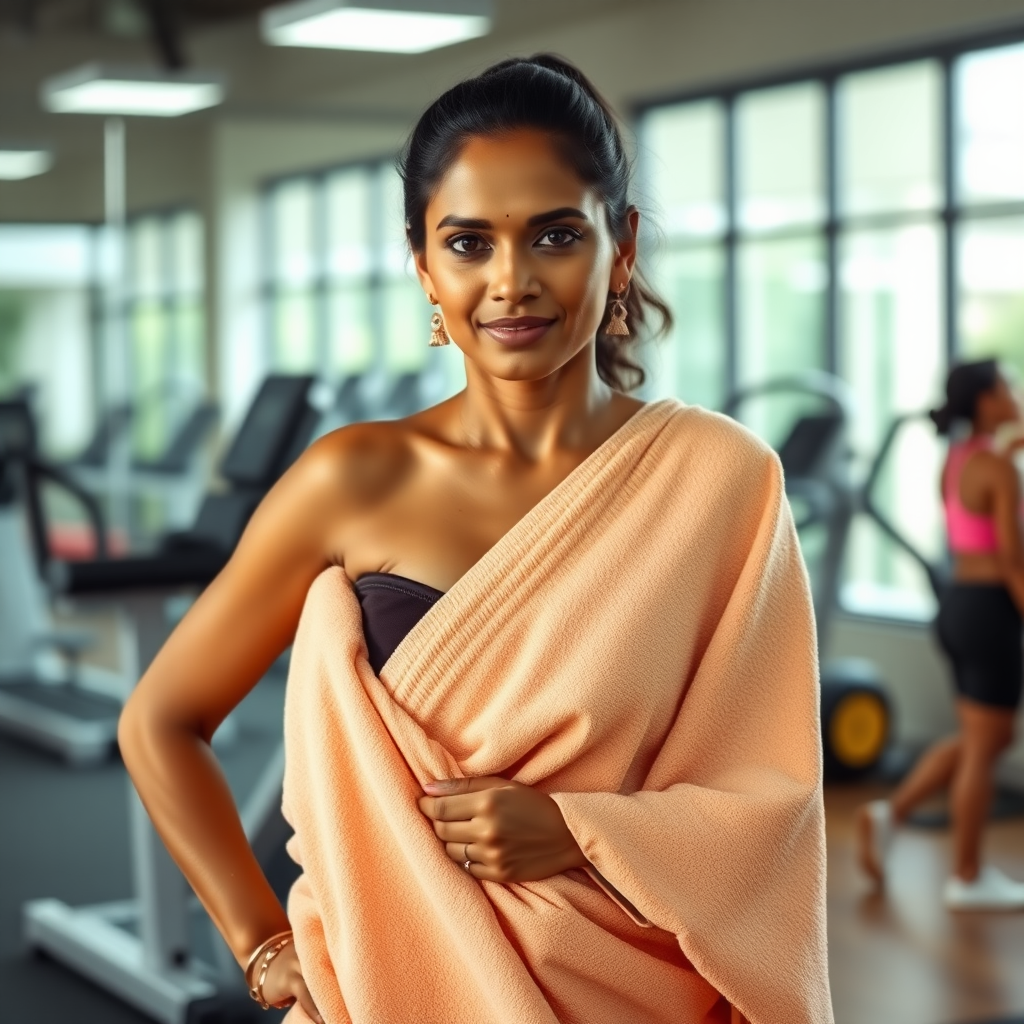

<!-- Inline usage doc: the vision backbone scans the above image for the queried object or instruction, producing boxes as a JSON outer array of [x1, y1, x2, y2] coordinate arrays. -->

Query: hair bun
[[525, 54, 617, 127], [526, 54, 585, 83]]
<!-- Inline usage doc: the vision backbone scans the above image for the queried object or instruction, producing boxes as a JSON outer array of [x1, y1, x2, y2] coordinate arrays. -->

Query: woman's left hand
[[418, 777, 588, 882]]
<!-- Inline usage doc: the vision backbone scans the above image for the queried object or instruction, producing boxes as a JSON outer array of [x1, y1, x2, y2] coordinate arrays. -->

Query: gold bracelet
[[245, 930, 295, 1009], [244, 930, 293, 989]]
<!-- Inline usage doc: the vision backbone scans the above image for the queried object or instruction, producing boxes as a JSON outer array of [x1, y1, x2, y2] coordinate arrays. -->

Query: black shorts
[[935, 583, 1023, 710]]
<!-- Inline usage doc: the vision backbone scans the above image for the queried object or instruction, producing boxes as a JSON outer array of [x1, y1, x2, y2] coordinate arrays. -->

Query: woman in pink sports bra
[[858, 359, 1024, 911]]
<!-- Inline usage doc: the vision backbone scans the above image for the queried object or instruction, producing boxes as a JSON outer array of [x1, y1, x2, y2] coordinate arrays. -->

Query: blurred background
[[3, 1, 1024, 1023]]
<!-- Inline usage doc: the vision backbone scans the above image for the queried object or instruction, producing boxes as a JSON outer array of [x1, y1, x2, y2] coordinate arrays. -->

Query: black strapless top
[[353, 572, 447, 674]]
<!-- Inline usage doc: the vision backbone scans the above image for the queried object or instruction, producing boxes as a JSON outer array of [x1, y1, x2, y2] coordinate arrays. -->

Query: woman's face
[[980, 370, 1023, 427], [996, 370, 1023, 423], [413, 129, 637, 383]]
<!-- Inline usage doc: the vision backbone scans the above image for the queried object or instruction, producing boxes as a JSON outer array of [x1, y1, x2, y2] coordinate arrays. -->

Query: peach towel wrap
[[280, 398, 833, 1024]]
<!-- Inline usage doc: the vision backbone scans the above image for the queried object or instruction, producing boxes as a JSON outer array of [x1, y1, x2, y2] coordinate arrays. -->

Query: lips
[[480, 316, 556, 329], [479, 316, 557, 349]]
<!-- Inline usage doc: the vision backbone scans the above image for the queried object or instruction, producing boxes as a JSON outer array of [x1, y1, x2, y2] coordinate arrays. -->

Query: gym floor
[[826, 784, 1024, 1024], [3, 710, 1024, 1023]]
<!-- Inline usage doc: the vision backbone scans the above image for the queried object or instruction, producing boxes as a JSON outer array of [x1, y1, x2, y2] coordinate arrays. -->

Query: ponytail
[[929, 404, 954, 436], [932, 359, 999, 436]]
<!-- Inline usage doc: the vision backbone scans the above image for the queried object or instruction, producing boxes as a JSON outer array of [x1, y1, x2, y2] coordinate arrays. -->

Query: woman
[[118, 56, 831, 1024], [858, 359, 1024, 910]]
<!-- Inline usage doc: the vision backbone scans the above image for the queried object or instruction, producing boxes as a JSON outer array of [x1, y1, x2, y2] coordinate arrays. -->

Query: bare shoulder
[[232, 417, 419, 568], [968, 447, 1019, 492], [293, 416, 417, 516]]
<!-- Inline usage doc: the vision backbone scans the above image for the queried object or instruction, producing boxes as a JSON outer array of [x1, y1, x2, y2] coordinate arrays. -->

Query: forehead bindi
[[429, 131, 600, 228]]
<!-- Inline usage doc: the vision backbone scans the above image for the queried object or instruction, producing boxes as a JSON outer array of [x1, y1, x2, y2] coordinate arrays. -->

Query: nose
[[489, 242, 541, 305]]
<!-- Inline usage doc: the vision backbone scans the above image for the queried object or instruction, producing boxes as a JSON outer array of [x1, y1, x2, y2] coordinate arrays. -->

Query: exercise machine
[[314, 373, 369, 436], [725, 371, 894, 780], [68, 393, 221, 548], [62, 401, 135, 472], [863, 411, 950, 601], [128, 399, 220, 541], [23, 374, 317, 1023], [0, 398, 125, 764]]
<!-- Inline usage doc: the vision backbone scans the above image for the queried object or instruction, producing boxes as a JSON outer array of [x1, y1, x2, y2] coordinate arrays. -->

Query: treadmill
[[0, 398, 122, 765], [0, 376, 318, 766], [127, 398, 221, 539], [22, 374, 318, 1024], [724, 371, 894, 780]]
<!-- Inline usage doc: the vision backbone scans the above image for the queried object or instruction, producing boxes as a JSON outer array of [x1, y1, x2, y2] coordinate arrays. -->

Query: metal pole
[[104, 117, 131, 541]]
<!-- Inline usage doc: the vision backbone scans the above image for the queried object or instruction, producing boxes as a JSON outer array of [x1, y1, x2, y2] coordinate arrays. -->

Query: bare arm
[[117, 432, 353, 970], [985, 453, 1024, 614]]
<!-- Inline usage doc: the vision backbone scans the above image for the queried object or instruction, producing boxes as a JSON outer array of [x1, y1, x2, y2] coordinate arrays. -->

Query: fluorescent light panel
[[41, 64, 225, 117], [0, 148, 53, 180], [262, 0, 491, 53]]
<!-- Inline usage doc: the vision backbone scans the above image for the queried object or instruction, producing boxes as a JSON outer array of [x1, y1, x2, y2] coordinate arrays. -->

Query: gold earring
[[605, 285, 630, 337], [429, 308, 451, 347]]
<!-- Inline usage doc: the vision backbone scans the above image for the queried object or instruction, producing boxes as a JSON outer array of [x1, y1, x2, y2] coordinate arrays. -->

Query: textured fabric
[[944, 437, 1000, 553], [280, 398, 833, 1024], [936, 582, 1023, 709], [353, 572, 444, 674]]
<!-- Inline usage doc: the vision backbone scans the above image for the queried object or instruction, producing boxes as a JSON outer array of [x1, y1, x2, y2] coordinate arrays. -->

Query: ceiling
[[0, 1, 277, 38], [0, 0, 629, 67], [0, 0, 640, 218], [0, 0, 633, 123]]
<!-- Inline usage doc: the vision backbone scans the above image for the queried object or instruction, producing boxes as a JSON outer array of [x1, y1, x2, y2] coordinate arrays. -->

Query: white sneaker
[[944, 865, 1024, 911], [856, 799, 893, 886]]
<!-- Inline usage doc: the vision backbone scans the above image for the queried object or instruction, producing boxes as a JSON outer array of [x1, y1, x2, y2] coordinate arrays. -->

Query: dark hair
[[930, 359, 1000, 435], [398, 53, 672, 393]]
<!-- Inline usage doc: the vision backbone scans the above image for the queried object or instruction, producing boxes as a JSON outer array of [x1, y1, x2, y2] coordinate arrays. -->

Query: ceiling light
[[41, 64, 225, 117], [0, 146, 53, 180], [261, 0, 491, 53]]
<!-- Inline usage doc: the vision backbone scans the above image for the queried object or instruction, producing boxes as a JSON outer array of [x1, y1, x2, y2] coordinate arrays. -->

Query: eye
[[537, 227, 582, 248], [447, 234, 490, 254]]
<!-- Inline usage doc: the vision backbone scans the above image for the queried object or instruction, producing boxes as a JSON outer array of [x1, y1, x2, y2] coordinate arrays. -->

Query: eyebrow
[[435, 207, 589, 231]]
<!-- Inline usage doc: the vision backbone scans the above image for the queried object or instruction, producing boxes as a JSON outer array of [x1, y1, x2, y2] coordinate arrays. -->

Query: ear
[[411, 237, 437, 303], [610, 206, 640, 291]]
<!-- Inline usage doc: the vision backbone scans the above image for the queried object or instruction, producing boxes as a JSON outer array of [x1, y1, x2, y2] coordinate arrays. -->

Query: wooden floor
[[825, 783, 1024, 1024]]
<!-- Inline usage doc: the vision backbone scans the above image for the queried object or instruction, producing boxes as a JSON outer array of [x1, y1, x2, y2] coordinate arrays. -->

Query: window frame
[[632, 24, 1024, 384], [260, 155, 394, 378], [633, 25, 1024, 623], [123, 205, 206, 395]]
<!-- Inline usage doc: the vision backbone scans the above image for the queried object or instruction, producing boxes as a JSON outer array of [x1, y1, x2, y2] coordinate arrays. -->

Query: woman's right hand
[[259, 942, 325, 1023]]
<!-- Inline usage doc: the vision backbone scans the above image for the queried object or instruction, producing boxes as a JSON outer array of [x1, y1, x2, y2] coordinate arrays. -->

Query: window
[[0, 224, 97, 455], [1, 217, 205, 478], [640, 36, 1024, 621], [262, 160, 466, 411], [637, 101, 728, 411], [126, 210, 206, 460]]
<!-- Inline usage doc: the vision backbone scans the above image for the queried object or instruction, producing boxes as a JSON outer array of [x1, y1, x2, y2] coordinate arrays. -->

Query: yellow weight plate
[[829, 692, 887, 768]]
